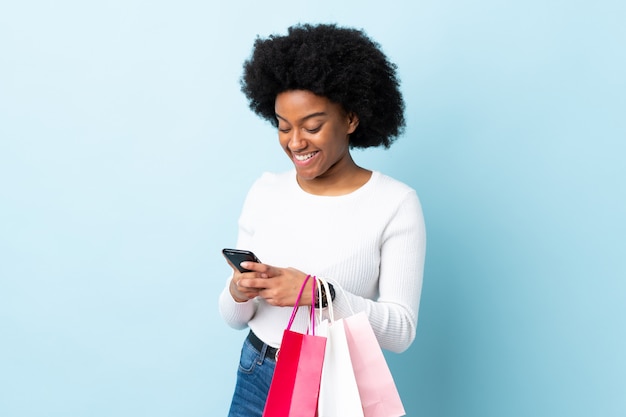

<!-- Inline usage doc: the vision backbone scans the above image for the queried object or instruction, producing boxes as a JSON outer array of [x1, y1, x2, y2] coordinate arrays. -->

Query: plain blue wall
[[1, 1, 624, 416]]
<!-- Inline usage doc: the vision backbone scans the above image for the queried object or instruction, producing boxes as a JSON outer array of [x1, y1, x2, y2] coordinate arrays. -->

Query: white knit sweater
[[218, 170, 426, 353]]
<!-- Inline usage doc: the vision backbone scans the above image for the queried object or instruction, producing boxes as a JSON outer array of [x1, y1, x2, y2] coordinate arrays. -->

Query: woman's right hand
[[227, 260, 313, 307], [229, 270, 262, 302]]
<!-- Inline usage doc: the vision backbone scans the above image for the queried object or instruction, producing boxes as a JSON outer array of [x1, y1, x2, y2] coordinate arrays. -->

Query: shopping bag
[[262, 275, 327, 417], [316, 279, 364, 417], [344, 311, 406, 417]]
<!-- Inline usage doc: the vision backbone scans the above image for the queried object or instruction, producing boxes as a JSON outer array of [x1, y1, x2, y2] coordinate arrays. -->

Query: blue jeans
[[227, 337, 276, 417]]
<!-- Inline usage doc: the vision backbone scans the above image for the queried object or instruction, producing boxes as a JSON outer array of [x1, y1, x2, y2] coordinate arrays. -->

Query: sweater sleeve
[[331, 190, 426, 353], [217, 181, 260, 329]]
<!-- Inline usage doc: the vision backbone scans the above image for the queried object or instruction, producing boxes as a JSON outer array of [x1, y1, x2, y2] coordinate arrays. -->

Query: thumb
[[260, 265, 282, 278]]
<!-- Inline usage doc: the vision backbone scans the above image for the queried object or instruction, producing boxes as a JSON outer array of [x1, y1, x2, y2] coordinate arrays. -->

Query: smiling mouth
[[293, 151, 318, 161]]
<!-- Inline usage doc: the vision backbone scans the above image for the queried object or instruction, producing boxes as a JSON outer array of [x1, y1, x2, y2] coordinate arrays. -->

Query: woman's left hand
[[238, 262, 314, 307]]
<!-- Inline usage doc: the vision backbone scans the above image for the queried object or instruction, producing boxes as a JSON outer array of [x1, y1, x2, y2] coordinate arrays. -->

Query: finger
[[239, 261, 270, 273], [239, 277, 271, 290], [246, 264, 283, 280], [239, 262, 284, 278]]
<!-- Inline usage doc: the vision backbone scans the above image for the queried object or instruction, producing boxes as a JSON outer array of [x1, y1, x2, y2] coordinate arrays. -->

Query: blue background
[[1, 1, 624, 416]]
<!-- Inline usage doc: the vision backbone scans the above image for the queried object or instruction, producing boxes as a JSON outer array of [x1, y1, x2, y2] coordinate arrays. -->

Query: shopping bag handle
[[286, 274, 318, 335], [317, 278, 335, 323], [320, 278, 356, 316]]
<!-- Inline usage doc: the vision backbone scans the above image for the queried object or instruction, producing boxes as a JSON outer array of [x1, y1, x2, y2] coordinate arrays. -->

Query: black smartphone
[[222, 248, 261, 273]]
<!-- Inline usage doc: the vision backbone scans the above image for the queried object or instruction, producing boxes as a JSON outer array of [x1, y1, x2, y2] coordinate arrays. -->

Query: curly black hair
[[240, 23, 405, 149]]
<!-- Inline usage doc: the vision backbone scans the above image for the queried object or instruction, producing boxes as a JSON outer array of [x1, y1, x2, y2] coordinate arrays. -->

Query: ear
[[347, 112, 360, 134]]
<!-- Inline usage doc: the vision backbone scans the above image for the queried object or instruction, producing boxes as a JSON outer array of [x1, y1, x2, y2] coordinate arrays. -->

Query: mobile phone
[[222, 248, 261, 273]]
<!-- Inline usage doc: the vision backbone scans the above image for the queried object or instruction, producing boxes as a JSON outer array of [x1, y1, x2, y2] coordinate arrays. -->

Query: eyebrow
[[275, 111, 327, 123]]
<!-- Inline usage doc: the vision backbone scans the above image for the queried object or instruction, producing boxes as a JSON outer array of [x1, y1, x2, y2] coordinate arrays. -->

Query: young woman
[[218, 23, 426, 417]]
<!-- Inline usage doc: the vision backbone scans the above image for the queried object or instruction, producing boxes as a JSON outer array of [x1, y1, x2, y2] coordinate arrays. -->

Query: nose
[[288, 129, 306, 151]]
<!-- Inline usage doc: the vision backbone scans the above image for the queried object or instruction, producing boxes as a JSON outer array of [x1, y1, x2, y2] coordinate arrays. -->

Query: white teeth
[[294, 152, 317, 161]]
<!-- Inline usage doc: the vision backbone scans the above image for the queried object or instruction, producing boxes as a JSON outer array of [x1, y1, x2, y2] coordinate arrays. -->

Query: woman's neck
[[297, 163, 372, 196]]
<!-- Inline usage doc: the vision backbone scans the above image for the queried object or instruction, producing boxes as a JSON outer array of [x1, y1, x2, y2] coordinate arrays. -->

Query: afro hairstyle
[[240, 23, 405, 149]]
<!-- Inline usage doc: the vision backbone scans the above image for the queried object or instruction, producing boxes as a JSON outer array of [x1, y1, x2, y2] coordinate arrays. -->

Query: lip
[[292, 151, 319, 165]]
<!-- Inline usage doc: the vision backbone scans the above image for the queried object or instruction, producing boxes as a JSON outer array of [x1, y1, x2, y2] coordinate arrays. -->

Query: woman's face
[[275, 90, 359, 186]]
